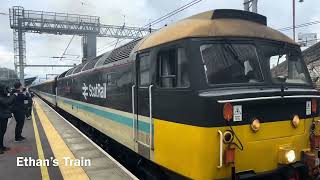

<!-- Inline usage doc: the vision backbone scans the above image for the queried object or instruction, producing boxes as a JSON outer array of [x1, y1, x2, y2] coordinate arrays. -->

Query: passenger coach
[[31, 9, 320, 179]]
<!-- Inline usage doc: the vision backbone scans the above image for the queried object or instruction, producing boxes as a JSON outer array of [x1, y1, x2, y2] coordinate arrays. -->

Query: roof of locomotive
[[136, 9, 296, 50], [56, 9, 298, 78], [31, 79, 55, 87]]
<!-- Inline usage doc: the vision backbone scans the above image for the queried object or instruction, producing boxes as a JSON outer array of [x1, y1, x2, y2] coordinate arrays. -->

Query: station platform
[[0, 97, 137, 180]]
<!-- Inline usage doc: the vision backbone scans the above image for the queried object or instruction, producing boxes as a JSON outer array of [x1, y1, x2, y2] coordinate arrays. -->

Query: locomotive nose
[[219, 101, 306, 142], [244, 116, 305, 142]]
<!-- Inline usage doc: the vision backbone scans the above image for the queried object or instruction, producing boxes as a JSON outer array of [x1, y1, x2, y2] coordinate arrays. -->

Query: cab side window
[[139, 53, 150, 86], [157, 48, 189, 88]]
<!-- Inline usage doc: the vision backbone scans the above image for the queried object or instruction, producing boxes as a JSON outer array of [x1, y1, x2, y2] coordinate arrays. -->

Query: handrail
[[149, 84, 154, 149], [131, 85, 136, 141], [217, 130, 223, 168]]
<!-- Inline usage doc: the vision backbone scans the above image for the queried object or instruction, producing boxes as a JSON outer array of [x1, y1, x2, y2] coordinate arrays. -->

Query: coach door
[[133, 52, 153, 159]]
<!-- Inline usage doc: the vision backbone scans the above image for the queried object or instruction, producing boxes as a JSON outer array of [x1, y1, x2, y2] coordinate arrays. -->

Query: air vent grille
[[103, 38, 141, 65]]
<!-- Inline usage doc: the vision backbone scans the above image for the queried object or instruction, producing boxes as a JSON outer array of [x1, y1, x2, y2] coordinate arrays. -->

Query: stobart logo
[[82, 83, 107, 100]]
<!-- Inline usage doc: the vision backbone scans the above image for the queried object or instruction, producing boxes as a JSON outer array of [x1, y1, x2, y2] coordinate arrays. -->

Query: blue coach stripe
[[60, 97, 150, 133], [39, 92, 151, 133]]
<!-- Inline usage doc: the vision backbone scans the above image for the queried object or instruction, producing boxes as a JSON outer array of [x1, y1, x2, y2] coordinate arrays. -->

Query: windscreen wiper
[[222, 41, 244, 68]]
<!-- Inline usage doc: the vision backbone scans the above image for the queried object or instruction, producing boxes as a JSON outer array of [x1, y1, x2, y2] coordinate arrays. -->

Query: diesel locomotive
[[31, 9, 320, 179]]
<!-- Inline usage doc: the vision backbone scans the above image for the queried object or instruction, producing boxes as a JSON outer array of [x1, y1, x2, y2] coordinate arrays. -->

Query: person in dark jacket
[[22, 88, 31, 120], [11, 82, 27, 142], [25, 89, 33, 120], [0, 83, 15, 154]]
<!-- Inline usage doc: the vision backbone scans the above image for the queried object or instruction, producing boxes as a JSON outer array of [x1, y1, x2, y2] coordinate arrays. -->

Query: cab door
[[134, 52, 153, 159]]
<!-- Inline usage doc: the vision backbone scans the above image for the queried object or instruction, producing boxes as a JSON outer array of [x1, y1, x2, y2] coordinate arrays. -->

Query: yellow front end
[[153, 117, 316, 179]]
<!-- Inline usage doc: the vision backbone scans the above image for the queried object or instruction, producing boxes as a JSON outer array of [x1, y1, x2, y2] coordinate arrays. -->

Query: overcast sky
[[0, 0, 319, 80]]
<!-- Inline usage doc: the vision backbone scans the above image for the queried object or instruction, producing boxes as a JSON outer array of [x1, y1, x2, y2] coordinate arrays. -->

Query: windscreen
[[200, 43, 263, 85], [261, 44, 310, 85]]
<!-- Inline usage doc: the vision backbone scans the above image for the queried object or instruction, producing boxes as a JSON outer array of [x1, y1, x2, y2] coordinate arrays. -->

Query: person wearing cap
[[0, 83, 16, 154]]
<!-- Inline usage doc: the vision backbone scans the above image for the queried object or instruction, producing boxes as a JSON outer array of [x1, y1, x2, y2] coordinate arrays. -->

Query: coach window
[[107, 73, 116, 86], [157, 48, 189, 88], [139, 53, 151, 86]]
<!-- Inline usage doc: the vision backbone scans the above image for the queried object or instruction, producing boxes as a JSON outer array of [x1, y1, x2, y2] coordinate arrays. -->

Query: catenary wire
[[97, 0, 204, 53]]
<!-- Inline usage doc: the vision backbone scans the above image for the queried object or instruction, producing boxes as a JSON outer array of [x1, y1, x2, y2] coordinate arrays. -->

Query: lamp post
[[293, 0, 304, 41]]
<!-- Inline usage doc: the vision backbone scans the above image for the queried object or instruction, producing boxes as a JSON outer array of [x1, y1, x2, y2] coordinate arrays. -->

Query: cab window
[[200, 43, 263, 85], [157, 48, 189, 88], [138, 53, 150, 86], [261, 44, 310, 85]]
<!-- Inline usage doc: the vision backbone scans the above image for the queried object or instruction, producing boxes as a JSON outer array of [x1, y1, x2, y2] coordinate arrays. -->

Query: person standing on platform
[[25, 89, 33, 120], [22, 88, 31, 120], [11, 82, 27, 142], [0, 84, 16, 154]]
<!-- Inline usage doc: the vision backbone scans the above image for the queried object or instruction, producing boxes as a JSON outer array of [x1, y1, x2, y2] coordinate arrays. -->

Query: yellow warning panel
[[34, 100, 89, 180], [32, 110, 50, 180]]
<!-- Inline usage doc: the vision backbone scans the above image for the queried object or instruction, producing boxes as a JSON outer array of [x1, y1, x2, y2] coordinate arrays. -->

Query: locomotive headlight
[[278, 145, 296, 164], [223, 103, 233, 121], [292, 115, 300, 128], [285, 150, 296, 163], [250, 118, 260, 132]]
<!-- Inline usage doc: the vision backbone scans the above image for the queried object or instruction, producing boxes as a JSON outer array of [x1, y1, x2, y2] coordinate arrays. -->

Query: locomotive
[[31, 9, 320, 179]]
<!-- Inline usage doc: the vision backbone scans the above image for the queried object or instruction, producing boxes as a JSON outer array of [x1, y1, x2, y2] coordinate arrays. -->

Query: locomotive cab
[[144, 40, 319, 179], [194, 38, 319, 179], [136, 9, 320, 179]]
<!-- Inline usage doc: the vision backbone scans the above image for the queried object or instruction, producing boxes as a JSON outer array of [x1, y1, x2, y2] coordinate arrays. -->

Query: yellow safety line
[[32, 109, 50, 180], [34, 99, 89, 180]]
